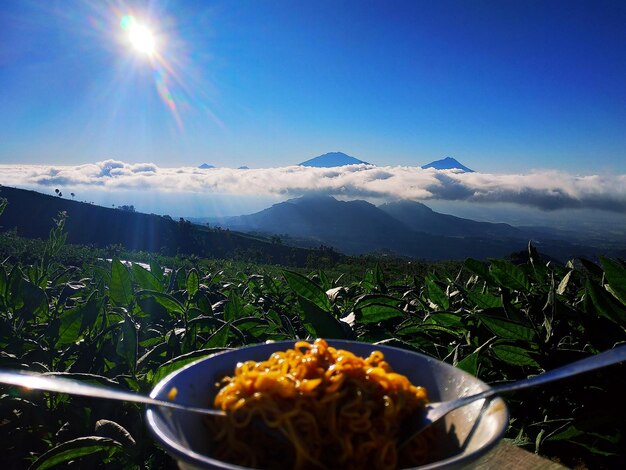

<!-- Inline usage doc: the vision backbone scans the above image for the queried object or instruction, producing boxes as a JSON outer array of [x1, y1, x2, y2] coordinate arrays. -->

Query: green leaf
[[131, 264, 163, 292], [173, 267, 187, 290], [426, 275, 449, 309], [196, 293, 213, 316], [318, 270, 331, 290], [116, 318, 137, 372], [17, 280, 49, 322], [138, 290, 185, 316], [57, 305, 85, 346], [489, 259, 531, 292], [466, 288, 501, 309], [491, 344, 539, 367], [94, 419, 136, 448], [149, 260, 164, 283], [136, 296, 169, 322], [80, 293, 101, 333], [358, 303, 405, 323], [283, 270, 332, 312], [186, 268, 199, 300], [110, 259, 133, 306], [457, 351, 478, 375], [428, 313, 464, 329], [224, 291, 243, 321], [579, 258, 604, 279], [298, 297, 346, 338], [137, 342, 168, 370], [361, 270, 375, 292], [478, 315, 536, 342], [600, 257, 626, 306], [203, 322, 230, 348], [233, 317, 270, 330], [373, 263, 387, 293], [464, 258, 492, 282], [152, 348, 228, 384], [418, 323, 464, 337], [0, 266, 6, 303], [29, 437, 123, 470], [188, 315, 226, 331], [7, 265, 25, 310], [586, 280, 626, 326], [545, 425, 583, 442], [354, 294, 400, 310]]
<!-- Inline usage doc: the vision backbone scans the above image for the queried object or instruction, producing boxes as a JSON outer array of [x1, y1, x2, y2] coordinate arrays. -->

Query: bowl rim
[[147, 339, 509, 469]]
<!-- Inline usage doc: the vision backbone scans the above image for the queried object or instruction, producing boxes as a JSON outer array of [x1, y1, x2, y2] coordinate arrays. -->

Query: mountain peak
[[198, 163, 215, 169], [299, 152, 370, 168], [422, 157, 474, 172]]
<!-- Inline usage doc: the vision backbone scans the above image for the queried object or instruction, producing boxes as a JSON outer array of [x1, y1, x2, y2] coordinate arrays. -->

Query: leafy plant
[[0, 212, 624, 469]]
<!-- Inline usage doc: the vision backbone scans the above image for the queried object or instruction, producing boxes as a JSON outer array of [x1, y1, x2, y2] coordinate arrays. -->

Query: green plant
[[0, 214, 624, 469]]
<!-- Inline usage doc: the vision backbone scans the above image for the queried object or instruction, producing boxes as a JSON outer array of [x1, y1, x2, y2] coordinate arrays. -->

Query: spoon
[[399, 344, 626, 448], [0, 371, 226, 417]]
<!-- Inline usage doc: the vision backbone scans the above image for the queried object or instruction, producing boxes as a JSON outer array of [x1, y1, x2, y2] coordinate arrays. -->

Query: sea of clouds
[[0, 160, 625, 213]]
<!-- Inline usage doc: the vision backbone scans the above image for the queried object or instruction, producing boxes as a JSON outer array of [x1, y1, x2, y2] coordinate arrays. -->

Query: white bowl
[[147, 340, 508, 469]]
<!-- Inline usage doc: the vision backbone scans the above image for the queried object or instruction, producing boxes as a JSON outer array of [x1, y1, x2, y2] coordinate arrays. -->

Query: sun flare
[[121, 15, 156, 56]]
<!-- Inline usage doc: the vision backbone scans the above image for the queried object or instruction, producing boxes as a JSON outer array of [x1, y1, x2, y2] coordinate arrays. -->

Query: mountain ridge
[[208, 195, 616, 261], [379, 200, 523, 239], [422, 157, 474, 172], [299, 152, 370, 167]]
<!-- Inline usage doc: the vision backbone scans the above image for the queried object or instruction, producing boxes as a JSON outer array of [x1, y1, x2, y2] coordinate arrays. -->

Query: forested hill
[[0, 186, 321, 266]]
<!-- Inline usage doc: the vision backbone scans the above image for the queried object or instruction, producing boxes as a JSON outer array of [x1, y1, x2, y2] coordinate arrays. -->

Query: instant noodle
[[209, 339, 432, 470]]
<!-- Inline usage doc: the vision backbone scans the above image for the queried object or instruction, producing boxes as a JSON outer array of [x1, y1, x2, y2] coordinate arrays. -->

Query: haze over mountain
[[422, 157, 474, 172], [208, 195, 618, 261], [2, 185, 622, 262], [299, 152, 370, 167]]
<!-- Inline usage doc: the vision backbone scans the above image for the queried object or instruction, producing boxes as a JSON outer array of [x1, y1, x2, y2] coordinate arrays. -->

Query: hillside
[[225, 195, 419, 254], [215, 196, 530, 259], [0, 186, 319, 266]]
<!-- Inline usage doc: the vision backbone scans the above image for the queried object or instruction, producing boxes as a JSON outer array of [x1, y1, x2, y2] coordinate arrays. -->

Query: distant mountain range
[[299, 152, 474, 171], [2, 185, 621, 263], [378, 200, 520, 238], [299, 152, 370, 167], [205, 195, 616, 261], [422, 157, 474, 172], [198, 153, 474, 170]]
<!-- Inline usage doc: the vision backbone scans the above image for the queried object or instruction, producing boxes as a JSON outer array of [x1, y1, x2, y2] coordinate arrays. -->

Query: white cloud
[[1, 161, 625, 213]]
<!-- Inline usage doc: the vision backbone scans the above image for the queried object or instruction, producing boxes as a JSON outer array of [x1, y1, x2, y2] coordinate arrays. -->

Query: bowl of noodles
[[147, 339, 508, 469]]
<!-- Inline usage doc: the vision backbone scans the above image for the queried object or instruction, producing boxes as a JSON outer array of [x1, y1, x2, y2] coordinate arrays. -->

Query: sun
[[129, 23, 155, 55], [121, 15, 156, 57]]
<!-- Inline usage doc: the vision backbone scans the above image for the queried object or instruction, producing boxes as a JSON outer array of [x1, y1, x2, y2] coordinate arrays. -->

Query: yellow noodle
[[208, 339, 432, 470]]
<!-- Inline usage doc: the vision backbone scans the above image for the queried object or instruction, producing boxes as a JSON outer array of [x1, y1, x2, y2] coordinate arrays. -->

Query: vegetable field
[[1, 213, 625, 469]]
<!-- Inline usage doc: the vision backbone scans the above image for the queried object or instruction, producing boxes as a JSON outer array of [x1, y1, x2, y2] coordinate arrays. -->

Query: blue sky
[[1, 0, 625, 173]]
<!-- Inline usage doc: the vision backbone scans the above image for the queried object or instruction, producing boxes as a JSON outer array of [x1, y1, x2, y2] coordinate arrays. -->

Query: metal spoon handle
[[447, 344, 626, 410], [490, 344, 626, 396], [400, 344, 626, 448], [0, 370, 225, 417]]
